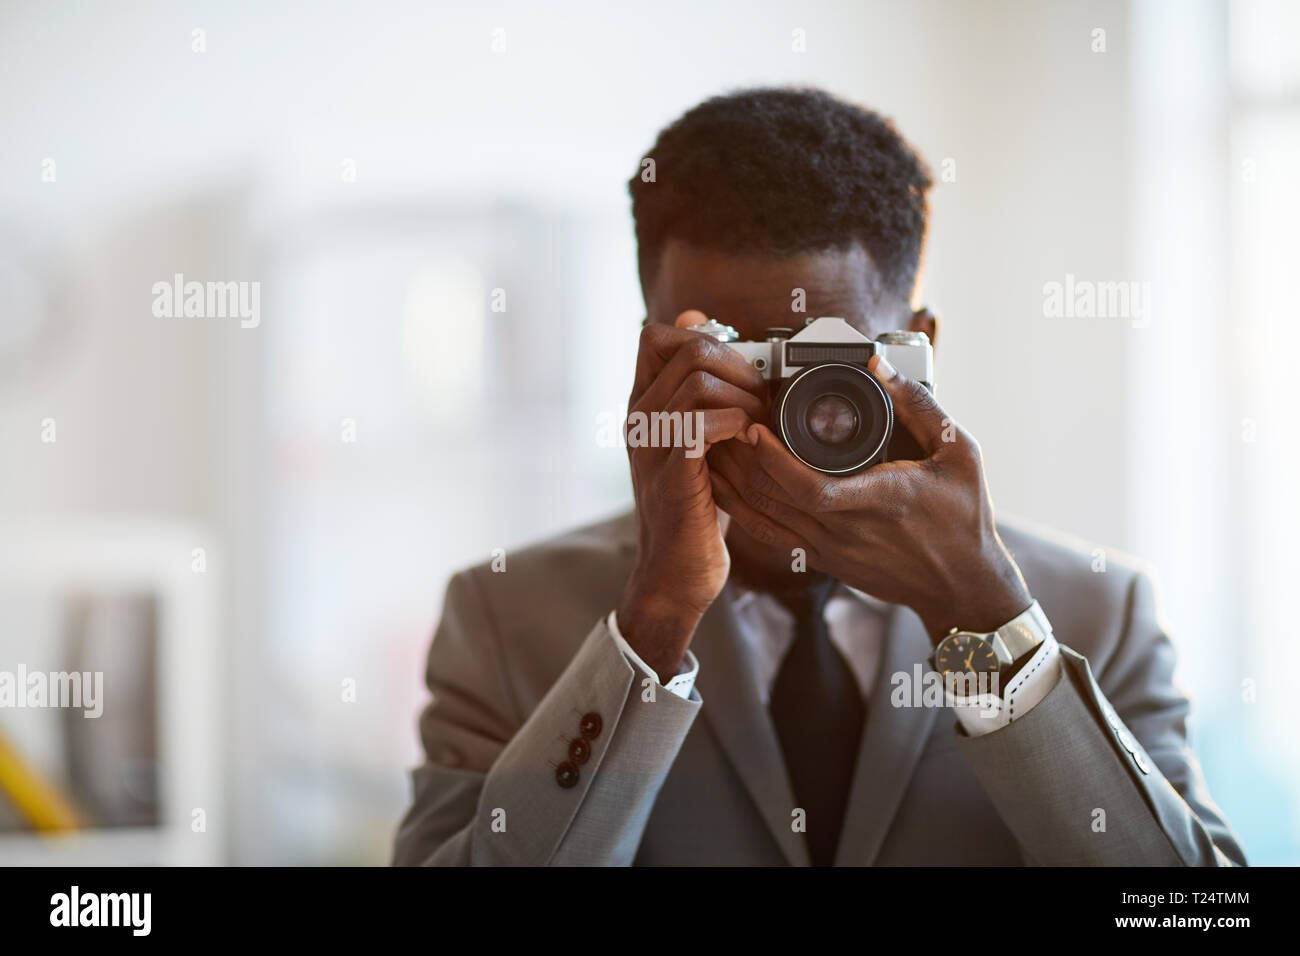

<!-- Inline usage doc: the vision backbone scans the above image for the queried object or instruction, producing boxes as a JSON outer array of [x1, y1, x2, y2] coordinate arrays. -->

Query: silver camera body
[[691, 316, 934, 475]]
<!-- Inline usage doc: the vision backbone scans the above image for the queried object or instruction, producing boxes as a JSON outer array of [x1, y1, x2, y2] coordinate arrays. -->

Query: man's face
[[645, 239, 919, 341], [643, 238, 935, 586]]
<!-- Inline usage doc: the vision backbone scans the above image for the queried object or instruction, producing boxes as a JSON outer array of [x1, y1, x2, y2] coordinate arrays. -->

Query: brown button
[[568, 737, 591, 765], [555, 762, 579, 788], [579, 712, 602, 739]]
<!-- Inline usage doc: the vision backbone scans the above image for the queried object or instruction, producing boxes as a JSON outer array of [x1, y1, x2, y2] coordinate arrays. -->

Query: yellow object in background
[[0, 725, 80, 832]]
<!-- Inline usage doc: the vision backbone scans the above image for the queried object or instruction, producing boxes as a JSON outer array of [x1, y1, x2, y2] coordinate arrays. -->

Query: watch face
[[935, 633, 999, 677]]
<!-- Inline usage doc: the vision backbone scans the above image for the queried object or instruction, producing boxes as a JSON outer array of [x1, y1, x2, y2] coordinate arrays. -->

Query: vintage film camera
[[690, 316, 933, 475]]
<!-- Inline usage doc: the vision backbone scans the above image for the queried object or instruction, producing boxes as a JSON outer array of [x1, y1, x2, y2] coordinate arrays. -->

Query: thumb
[[868, 354, 950, 456]]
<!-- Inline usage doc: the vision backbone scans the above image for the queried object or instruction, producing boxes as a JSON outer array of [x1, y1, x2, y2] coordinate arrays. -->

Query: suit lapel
[[691, 583, 811, 867], [834, 603, 939, 866], [610, 510, 935, 866]]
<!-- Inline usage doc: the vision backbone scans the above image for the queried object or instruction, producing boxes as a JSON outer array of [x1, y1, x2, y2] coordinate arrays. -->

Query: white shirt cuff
[[607, 610, 699, 700], [947, 633, 1062, 736]]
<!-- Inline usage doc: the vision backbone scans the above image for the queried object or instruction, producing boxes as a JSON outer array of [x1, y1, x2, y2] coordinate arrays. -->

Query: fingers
[[689, 408, 758, 451], [744, 423, 916, 515], [637, 366, 764, 453], [708, 446, 827, 539], [626, 406, 757, 463], [743, 423, 837, 508], [867, 354, 959, 457], [637, 359, 766, 424], [707, 440, 800, 508], [631, 313, 767, 406], [708, 467, 815, 556], [628, 359, 760, 461]]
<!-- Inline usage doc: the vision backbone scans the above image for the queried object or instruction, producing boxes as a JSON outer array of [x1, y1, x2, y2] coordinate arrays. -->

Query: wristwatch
[[931, 601, 1053, 693]]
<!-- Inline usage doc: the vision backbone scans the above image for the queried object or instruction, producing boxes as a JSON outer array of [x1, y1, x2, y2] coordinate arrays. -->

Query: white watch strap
[[950, 635, 1061, 734], [990, 600, 1052, 663]]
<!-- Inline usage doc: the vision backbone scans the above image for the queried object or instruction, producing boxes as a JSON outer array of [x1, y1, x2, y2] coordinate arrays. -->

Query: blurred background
[[0, 0, 1296, 864]]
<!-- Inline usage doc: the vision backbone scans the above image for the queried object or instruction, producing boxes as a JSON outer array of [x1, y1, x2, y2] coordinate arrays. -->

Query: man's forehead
[[646, 239, 905, 338]]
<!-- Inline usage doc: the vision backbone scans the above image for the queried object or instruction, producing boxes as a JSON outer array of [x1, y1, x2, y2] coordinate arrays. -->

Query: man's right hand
[[615, 310, 768, 681]]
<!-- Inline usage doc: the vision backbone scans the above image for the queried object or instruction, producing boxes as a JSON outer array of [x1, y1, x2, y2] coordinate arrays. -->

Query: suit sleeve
[[953, 568, 1246, 866], [392, 569, 702, 865]]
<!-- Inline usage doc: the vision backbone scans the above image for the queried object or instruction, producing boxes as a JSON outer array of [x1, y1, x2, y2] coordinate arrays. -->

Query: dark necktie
[[768, 574, 865, 867]]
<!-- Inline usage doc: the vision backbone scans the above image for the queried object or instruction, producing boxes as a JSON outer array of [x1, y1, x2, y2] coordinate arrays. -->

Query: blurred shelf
[[0, 517, 224, 865]]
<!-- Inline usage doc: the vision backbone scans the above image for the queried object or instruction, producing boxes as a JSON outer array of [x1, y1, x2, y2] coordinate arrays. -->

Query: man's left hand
[[707, 353, 1032, 643]]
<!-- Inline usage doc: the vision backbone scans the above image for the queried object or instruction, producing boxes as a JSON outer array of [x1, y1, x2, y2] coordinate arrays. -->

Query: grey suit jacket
[[393, 511, 1245, 866]]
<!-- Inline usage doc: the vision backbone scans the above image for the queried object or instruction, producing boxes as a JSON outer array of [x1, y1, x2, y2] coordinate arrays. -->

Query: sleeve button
[[578, 712, 603, 739], [555, 762, 580, 788], [568, 737, 591, 765]]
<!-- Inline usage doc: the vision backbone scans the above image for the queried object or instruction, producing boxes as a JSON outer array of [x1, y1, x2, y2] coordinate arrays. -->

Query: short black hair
[[629, 87, 932, 299]]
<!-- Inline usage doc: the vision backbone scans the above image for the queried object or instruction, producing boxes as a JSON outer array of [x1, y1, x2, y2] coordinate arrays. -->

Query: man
[[393, 88, 1243, 866]]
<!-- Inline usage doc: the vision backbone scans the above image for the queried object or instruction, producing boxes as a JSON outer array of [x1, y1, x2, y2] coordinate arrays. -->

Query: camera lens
[[775, 363, 893, 475], [805, 394, 858, 446]]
